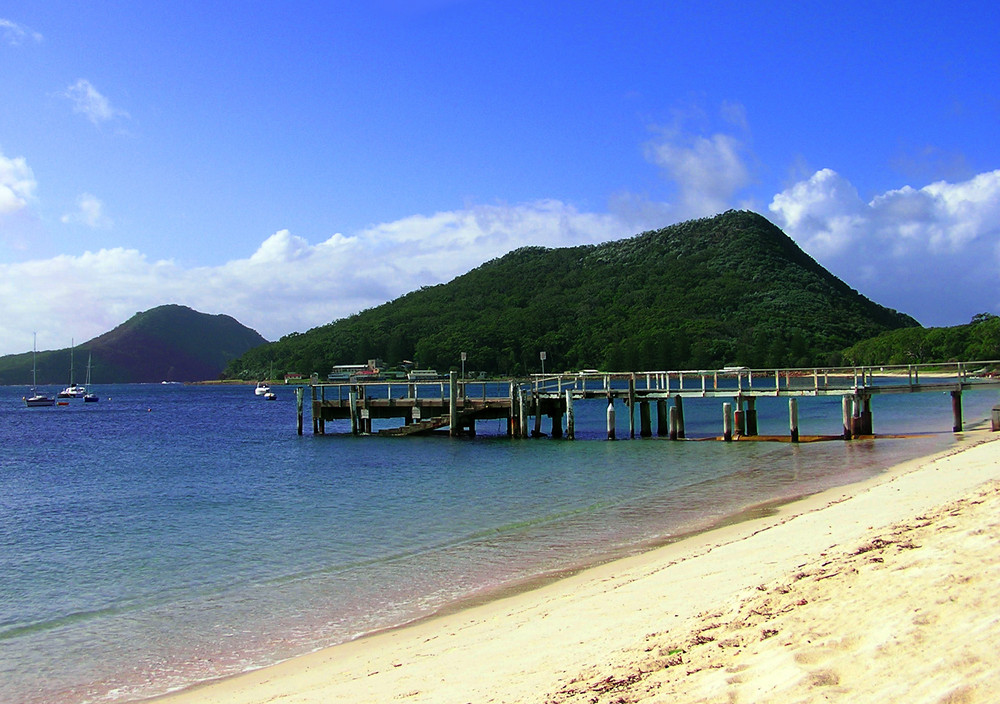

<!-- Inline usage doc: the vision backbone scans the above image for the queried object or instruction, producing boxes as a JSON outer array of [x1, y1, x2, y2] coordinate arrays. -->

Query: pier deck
[[298, 361, 1000, 440]]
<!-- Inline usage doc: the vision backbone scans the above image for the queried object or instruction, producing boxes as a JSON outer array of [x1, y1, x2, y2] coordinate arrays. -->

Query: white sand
[[155, 432, 1000, 704]]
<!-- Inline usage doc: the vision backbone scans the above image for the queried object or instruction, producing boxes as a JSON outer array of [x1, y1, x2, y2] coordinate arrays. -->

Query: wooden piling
[[639, 401, 652, 438], [860, 395, 873, 435], [533, 392, 543, 437], [296, 386, 304, 435], [551, 412, 563, 439], [669, 406, 678, 440], [519, 391, 528, 438], [628, 375, 636, 439], [606, 397, 616, 440], [745, 397, 758, 436], [734, 398, 745, 438], [675, 396, 685, 439], [348, 389, 358, 435], [656, 399, 668, 437], [952, 390, 963, 432], [723, 402, 733, 442], [312, 385, 319, 434], [842, 395, 853, 440], [566, 389, 575, 439], [449, 371, 458, 437], [789, 398, 799, 443]]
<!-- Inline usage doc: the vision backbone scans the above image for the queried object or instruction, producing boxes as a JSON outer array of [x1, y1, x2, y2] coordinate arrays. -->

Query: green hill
[[0, 305, 268, 385], [225, 210, 918, 379]]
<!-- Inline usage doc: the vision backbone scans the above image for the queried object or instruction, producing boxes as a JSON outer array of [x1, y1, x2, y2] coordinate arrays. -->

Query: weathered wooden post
[[842, 395, 853, 440], [551, 410, 563, 439], [789, 398, 799, 443], [311, 384, 319, 434], [565, 389, 575, 439], [449, 371, 458, 437], [952, 390, 963, 432], [860, 395, 873, 435], [669, 405, 679, 440], [348, 388, 359, 435], [734, 397, 745, 437], [533, 392, 543, 437], [508, 382, 516, 437], [745, 397, 758, 436], [851, 394, 863, 438], [296, 386, 304, 436], [628, 375, 636, 439], [675, 396, 685, 439], [656, 399, 668, 437], [607, 396, 616, 440], [723, 402, 733, 442], [639, 401, 652, 437], [519, 391, 529, 438]]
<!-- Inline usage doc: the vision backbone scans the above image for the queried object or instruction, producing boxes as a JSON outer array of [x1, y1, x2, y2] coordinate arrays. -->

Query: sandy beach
[[155, 431, 1000, 704]]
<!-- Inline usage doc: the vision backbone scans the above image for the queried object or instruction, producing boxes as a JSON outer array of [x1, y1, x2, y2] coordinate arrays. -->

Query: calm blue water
[[1, 381, 997, 704]]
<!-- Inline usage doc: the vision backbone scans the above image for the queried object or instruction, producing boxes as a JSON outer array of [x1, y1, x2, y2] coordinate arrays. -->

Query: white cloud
[[0, 200, 628, 356], [62, 79, 129, 125], [61, 193, 112, 228], [0, 150, 36, 215], [641, 102, 755, 221], [0, 18, 42, 45], [645, 132, 751, 220], [769, 168, 1000, 325]]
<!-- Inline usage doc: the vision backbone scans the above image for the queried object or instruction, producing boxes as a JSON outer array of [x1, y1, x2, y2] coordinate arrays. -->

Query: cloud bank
[[0, 201, 626, 356], [769, 168, 1000, 326], [2, 104, 999, 358]]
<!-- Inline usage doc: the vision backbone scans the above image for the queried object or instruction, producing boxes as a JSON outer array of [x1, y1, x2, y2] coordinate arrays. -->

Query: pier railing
[[300, 360, 1000, 439], [526, 360, 1000, 398]]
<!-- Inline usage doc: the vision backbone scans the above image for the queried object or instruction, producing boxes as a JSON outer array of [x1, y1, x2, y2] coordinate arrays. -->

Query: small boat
[[24, 334, 55, 408], [83, 353, 98, 402], [57, 340, 87, 398], [255, 381, 271, 396], [25, 393, 56, 407], [264, 391, 277, 401]]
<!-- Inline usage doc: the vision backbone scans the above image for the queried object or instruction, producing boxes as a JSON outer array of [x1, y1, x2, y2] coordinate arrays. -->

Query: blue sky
[[1, 1, 999, 357]]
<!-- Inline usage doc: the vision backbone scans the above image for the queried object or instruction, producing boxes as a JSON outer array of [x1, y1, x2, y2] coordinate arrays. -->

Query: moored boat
[[24, 334, 55, 408]]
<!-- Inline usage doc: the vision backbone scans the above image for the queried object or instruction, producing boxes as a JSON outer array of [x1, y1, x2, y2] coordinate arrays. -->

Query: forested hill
[[0, 305, 267, 384], [226, 210, 918, 379]]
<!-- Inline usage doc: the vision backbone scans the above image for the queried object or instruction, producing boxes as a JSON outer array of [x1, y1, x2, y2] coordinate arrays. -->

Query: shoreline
[[151, 429, 1000, 704]]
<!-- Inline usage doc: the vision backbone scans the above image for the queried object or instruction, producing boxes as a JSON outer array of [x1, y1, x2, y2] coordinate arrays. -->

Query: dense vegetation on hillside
[[226, 211, 917, 379], [0, 305, 267, 385], [842, 313, 1000, 366]]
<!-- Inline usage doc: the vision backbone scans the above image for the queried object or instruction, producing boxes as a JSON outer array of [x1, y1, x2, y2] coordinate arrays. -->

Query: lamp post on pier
[[461, 351, 466, 379], [540, 351, 546, 376]]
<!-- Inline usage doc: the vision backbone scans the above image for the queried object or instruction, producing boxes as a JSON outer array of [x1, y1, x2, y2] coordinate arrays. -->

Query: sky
[[1, 1, 999, 357]]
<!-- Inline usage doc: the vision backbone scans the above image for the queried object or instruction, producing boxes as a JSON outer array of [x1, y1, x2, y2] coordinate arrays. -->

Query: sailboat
[[24, 334, 55, 407], [57, 340, 86, 398], [83, 353, 98, 402]]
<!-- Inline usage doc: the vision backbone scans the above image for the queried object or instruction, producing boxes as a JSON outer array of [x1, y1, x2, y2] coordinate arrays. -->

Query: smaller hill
[[0, 305, 268, 385]]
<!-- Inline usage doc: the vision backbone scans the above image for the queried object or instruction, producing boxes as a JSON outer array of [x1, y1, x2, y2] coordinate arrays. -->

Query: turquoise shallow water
[[1, 381, 996, 704]]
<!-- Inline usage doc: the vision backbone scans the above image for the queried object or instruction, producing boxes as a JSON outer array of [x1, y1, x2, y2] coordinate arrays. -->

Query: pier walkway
[[296, 361, 1000, 441]]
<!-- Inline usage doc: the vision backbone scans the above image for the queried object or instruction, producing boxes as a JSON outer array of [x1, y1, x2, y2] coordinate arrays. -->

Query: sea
[[1, 380, 997, 704]]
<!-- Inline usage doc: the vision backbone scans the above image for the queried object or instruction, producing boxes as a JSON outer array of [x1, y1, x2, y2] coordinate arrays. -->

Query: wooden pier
[[296, 362, 1000, 441]]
